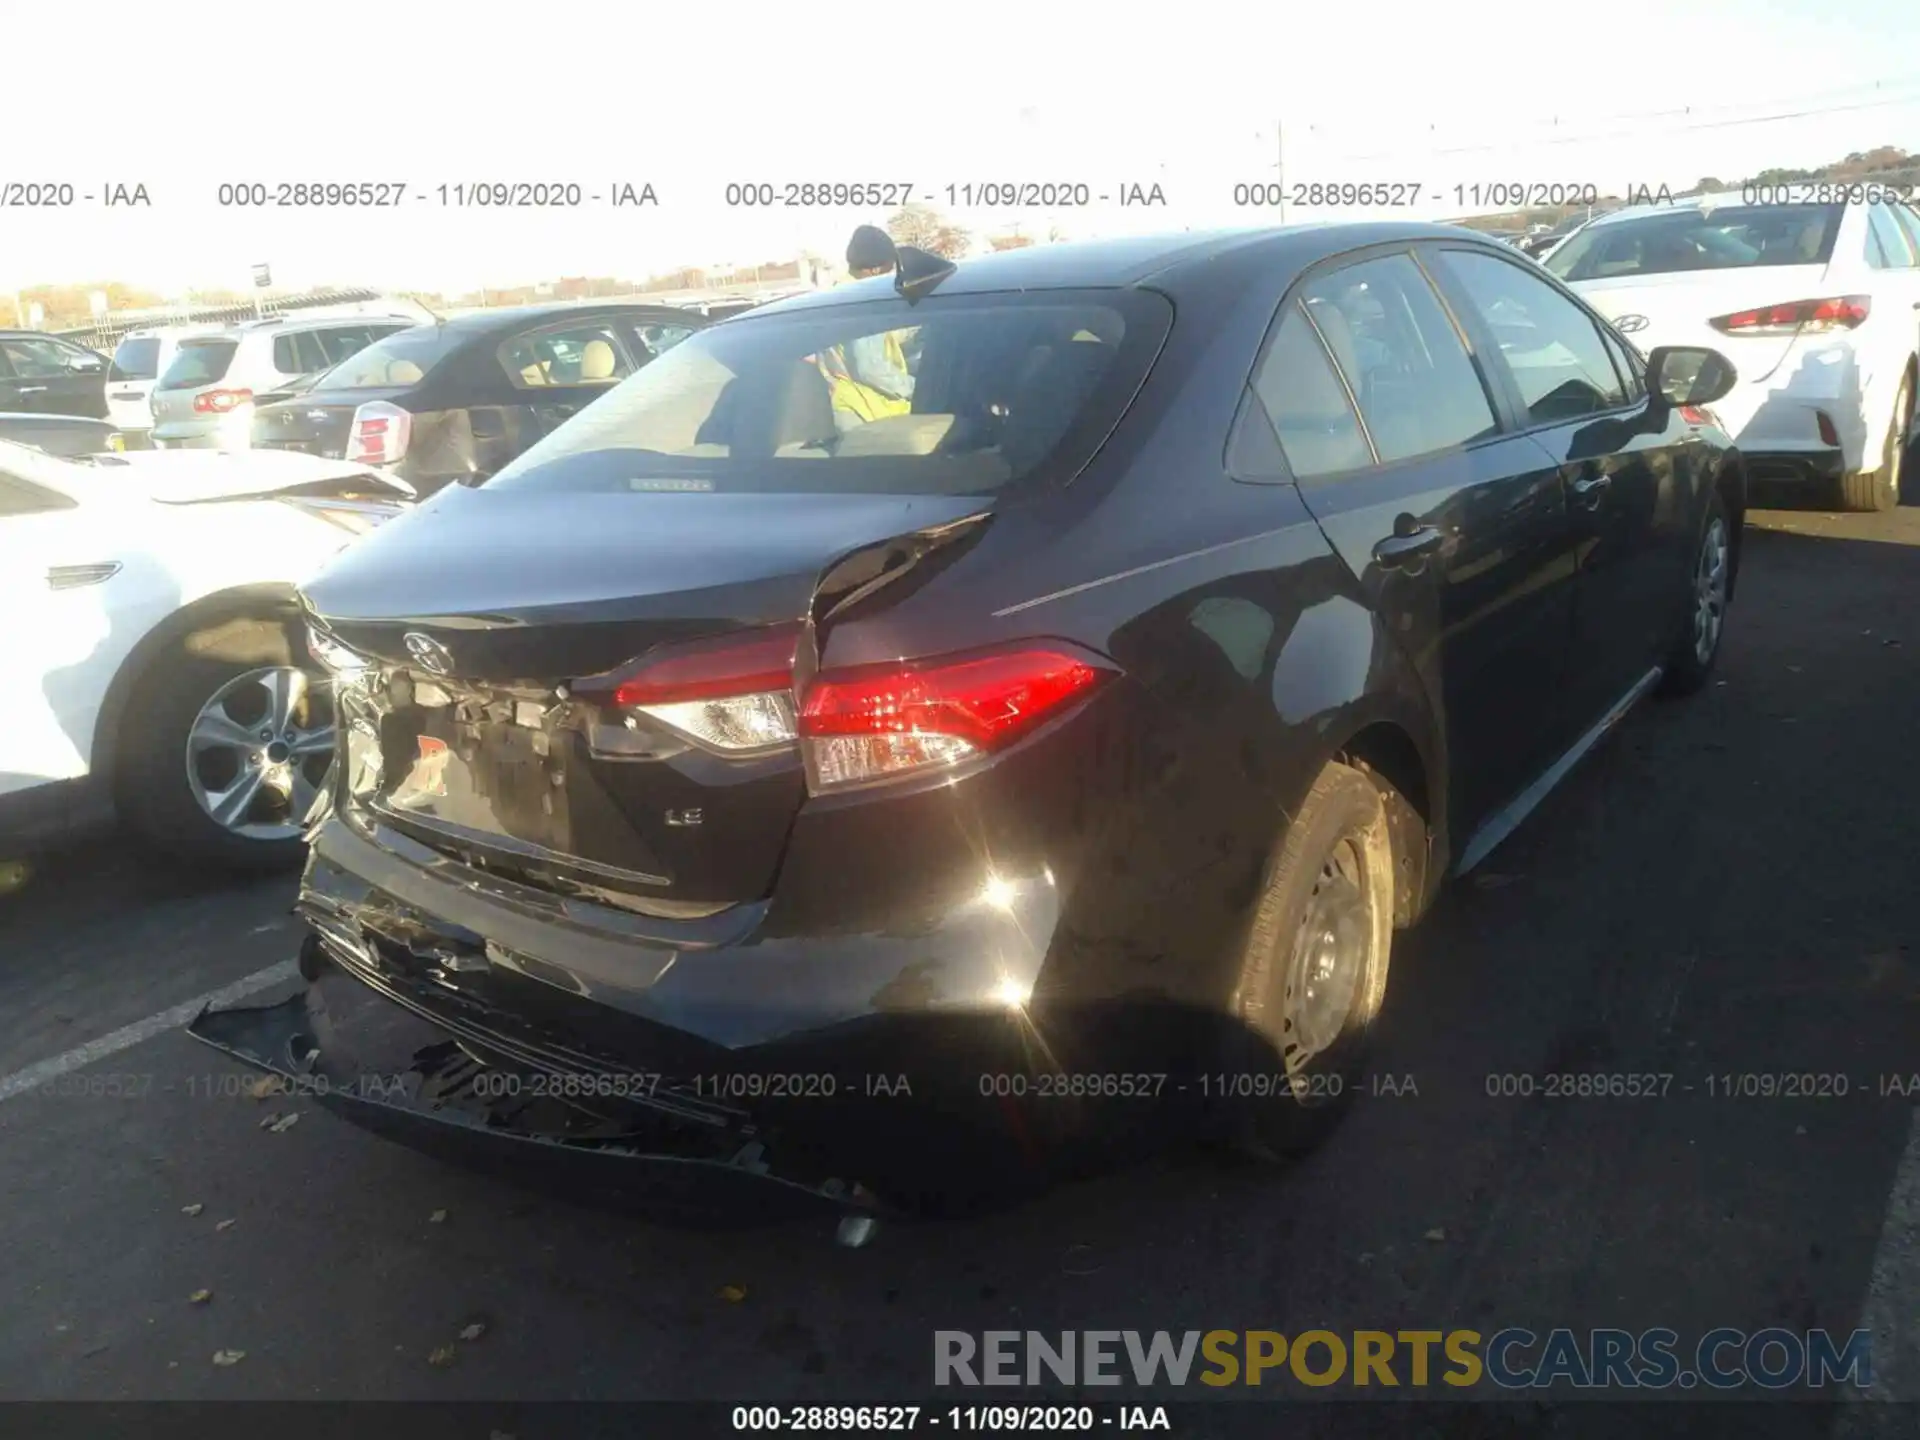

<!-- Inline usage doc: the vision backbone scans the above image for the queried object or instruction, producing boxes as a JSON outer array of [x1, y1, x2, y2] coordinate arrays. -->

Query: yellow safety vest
[[817, 331, 913, 422]]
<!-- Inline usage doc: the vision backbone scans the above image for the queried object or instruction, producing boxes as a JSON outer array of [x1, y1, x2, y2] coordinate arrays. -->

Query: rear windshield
[[481, 289, 1172, 498], [108, 337, 162, 382], [315, 325, 459, 389], [1546, 203, 1846, 282], [157, 339, 238, 389]]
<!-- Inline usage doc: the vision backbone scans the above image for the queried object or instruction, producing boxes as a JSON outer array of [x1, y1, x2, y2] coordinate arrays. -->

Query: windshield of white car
[[1546, 202, 1846, 282]]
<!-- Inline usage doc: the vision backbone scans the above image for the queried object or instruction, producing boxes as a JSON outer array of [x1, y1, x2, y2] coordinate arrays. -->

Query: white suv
[[149, 314, 418, 451], [1546, 190, 1920, 511], [105, 325, 223, 442]]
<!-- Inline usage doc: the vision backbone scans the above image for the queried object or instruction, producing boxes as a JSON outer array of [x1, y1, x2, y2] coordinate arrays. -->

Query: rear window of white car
[[157, 338, 239, 389], [109, 336, 162, 382], [1546, 202, 1846, 282]]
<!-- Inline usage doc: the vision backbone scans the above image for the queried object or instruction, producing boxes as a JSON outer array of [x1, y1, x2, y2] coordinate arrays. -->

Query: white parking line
[[0, 960, 299, 1104], [1843, 1108, 1920, 1412]]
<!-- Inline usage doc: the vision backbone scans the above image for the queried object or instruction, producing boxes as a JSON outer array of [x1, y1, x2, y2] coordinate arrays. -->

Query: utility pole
[[1277, 121, 1286, 225]]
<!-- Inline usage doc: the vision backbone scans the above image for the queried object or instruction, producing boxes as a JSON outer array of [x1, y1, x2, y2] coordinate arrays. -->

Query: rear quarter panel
[[795, 251, 1443, 1026]]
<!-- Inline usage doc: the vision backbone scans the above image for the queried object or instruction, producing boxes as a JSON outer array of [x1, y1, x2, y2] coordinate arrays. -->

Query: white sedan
[[1545, 191, 1920, 512], [0, 441, 412, 869]]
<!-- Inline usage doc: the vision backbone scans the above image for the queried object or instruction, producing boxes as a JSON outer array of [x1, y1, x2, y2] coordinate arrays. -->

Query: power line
[[1301, 83, 1920, 163]]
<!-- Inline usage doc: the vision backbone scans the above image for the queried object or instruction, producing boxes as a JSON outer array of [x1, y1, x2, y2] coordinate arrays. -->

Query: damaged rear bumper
[[186, 971, 881, 1226]]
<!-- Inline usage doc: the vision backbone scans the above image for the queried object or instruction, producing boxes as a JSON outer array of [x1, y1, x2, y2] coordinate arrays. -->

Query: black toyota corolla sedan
[[193, 225, 1745, 1219]]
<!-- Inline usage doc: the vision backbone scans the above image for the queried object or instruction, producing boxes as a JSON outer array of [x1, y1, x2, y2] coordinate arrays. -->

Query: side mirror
[[1645, 345, 1736, 408], [69, 353, 106, 373]]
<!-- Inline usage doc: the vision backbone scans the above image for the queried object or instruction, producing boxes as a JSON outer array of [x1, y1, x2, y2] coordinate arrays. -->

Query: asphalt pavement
[[3, 502, 1920, 1435]]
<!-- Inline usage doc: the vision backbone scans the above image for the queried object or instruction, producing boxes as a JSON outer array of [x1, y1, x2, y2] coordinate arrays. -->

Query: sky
[[5, 0, 1920, 297]]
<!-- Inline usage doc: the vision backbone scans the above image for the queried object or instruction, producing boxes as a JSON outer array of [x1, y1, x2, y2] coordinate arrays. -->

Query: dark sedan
[[195, 226, 1745, 1218], [248, 302, 708, 495]]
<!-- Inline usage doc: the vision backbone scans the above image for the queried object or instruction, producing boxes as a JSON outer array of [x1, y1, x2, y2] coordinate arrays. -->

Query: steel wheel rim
[[1693, 517, 1729, 666], [184, 666, 334, 841], [1281, 836, 1371, 1067]]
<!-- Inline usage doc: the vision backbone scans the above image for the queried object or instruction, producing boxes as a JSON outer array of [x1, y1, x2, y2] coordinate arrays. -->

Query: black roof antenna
[[894, 246, 957, 304]]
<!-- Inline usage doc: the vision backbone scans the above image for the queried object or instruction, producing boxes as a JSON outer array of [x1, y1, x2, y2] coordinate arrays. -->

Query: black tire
[[116, 607, 328, 873], [1838, 371, 1912, 513], [1219, 760, 1395, 1159], [1658, 489, 1734, 698]]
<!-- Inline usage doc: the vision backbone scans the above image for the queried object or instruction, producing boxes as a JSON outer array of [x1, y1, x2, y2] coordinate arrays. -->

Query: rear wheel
[[1219, 761, 1395, 1159], [1838, 372, 1912, 513], [117, 611, 334, 872], [1658, 490, 1732, 697]]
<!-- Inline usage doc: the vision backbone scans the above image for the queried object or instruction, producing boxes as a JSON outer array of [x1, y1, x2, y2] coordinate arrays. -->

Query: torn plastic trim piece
[[186, 985, 882, 1225]]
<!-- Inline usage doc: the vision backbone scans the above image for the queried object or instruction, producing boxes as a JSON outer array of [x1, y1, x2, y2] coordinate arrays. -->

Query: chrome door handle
[[1373, 525, 1445, 567], [1569, 472, 1612, 505], [16, 385, 47, 394]]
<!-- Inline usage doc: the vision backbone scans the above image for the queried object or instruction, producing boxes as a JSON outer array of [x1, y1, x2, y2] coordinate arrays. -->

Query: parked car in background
[[0, 441, 413, 868], [149, 315, 418, 452], [105, 325, 224, 444], [1546, 192, 1920, 510], [195, 226, 1745, 1216], [0, 331, 109, 419], [1520, 220, 1585, 260], [248, 302, 706, 495], [0, 413, 125, 458]]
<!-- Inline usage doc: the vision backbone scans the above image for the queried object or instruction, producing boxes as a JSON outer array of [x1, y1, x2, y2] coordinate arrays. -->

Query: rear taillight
[[798, 644, 1114, 793], [1710, 296, 1870, 336], [192, 388, 254, 414], [608, 623, 804, 754], [346, 401, 411, 465], [592, 630, 1115, 784]]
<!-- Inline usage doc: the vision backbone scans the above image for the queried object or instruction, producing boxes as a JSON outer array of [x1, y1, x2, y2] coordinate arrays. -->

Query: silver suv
[[150, 315, 417, 449]]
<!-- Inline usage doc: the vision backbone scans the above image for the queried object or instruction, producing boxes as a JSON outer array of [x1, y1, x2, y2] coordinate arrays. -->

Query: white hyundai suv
[[1545, 190, 1920, 511], [0, 441, 413, 869]]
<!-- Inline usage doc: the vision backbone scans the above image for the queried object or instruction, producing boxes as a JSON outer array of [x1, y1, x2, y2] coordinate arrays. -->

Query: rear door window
[[312, 326, 367, 363], [158, 339, 239, 389], [108, 337, 162, 382], [1238, 307, 1373, 480], [1438, 249, 1628, 425], [271, 333, 334, 374], [1292, 253, 1499, 467]]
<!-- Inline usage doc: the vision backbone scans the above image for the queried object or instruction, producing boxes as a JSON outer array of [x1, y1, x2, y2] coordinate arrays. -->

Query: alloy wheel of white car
[[184, 665, 335, 841]]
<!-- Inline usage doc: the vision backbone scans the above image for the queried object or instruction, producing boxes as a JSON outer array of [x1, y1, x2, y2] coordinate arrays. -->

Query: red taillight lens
[[346, 401, 411, 465], [613, 625, 802, 707], [799, 644, 1114, 792], [602, 623, 803, 754], [192, 388, 254, 414], [1710, 296, 1870, 335]]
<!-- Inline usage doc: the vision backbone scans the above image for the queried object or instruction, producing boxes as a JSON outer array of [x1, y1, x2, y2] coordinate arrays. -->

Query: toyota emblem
[[403, 632, 455, 676], [1614, 314, 1650, 334]]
